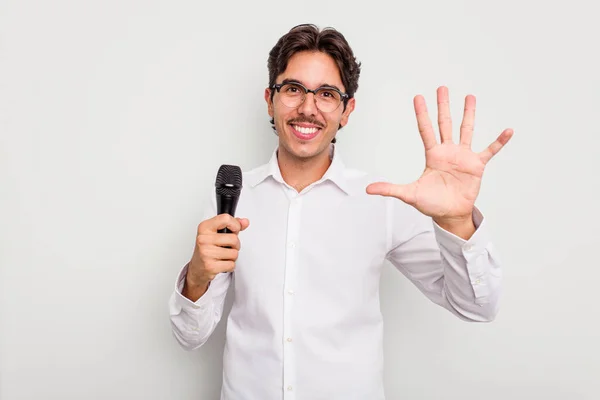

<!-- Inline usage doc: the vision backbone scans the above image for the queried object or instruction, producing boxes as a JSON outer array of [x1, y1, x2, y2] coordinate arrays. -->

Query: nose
[[297, 92, 319, 116]]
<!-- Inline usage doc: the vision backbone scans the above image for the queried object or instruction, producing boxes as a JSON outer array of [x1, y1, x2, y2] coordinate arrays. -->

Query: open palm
[[366, 86, 513, 221]]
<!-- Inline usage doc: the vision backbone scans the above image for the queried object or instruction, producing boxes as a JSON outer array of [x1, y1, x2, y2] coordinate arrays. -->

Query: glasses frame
[[271, 81, 349, 112]]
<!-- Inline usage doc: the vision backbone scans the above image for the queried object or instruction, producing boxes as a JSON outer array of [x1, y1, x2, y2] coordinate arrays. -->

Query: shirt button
[[286, 337, 293, 342], [288, 289, 295, 295], [287, 386, 293, 391], [289, 242, 296, 248], [465, 244, 473, 251], [474, 279, 481, 284]]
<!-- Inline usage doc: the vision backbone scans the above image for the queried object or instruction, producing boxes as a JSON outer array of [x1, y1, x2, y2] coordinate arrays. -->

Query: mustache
[[287, 118, 324, 129]]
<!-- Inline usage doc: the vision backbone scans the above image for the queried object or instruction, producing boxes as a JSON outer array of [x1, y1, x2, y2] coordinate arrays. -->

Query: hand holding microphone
[[184, 165, 248, 301]]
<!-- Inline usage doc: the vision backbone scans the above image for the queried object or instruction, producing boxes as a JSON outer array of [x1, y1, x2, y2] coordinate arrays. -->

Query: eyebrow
[[281, 78, 344, 93]]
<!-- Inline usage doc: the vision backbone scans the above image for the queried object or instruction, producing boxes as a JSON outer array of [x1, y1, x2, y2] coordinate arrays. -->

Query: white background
[[1, 0, 599, 399]]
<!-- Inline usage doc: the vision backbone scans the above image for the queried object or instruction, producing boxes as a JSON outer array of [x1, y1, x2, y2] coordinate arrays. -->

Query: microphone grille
[[215, 164, 242, 193]]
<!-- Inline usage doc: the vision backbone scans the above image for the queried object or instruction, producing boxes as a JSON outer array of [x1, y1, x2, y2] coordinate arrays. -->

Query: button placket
[[283, 195, 302, 399]]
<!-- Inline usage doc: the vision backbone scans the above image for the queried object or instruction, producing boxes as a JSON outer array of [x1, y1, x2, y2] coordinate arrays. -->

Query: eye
[[317, 88, 341, 101], [282, 83, 303, 94]]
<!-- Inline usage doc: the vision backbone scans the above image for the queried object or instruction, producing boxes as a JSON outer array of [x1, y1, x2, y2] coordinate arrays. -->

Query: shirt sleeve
[[168, 190, 232, 350], [169, 263, 232, 350], [385, 197, 502, 322]]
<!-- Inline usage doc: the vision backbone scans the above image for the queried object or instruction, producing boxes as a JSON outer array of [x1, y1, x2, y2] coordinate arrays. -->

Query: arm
[[366, 86, 512, 321], [168, 264, 232, 350], [385, 198, 501, 322], [168, 192, 246, 350]]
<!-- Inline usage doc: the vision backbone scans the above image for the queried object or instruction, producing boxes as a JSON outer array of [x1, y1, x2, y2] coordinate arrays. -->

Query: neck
[[277, 145, 332, 193]]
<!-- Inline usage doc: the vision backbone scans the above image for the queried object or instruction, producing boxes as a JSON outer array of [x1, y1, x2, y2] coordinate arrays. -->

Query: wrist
[[183, 272, 211, 302], [185, 271, 210, 289], [433, 214, 475, 240], [184, 260, 209, 284]]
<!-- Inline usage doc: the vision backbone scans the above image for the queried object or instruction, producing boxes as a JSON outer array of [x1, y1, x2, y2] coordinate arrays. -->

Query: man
[[169, 24, 513, 399]]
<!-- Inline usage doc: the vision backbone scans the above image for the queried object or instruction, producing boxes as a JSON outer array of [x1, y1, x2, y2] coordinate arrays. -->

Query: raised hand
[[366, 86, 513, 231]]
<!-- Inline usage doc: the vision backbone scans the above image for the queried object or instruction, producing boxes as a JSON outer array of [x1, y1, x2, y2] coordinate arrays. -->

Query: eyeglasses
[[271, 82, 349, 113]]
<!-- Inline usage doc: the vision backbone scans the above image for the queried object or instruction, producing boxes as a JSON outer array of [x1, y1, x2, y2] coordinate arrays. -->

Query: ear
[[264, 88, 274, 118], [339, 97, 356, 127]]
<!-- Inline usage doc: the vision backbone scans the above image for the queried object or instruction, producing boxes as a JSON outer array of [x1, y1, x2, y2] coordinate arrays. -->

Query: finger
[[413, 95, 437, 151], [216, 246, 239, 261], [215, 260, 236, 273], [236, 218, 250, 231], [206, 260, 236, 274], [437, 86, 453, 143], [200, 214, 242, 234], [460, 94, 476, 147], [366, 182, 417, 205], [206, 245, 239, 262], [198, 233, 240, 250], [479, 128, 514, 164]]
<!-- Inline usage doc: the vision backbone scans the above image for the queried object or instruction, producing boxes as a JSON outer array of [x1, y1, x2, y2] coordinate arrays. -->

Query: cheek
[[273, 104, 295, 125], [272, 107, 284, 125], [325, 111, 343, 128], [272, 107, 290, 132]]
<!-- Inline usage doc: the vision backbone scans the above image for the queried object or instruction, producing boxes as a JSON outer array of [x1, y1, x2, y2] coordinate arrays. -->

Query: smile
[[293, 125, 319, 134], [290, 124, 322, 140]]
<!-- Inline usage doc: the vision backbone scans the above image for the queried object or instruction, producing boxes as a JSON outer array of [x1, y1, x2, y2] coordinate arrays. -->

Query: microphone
[[215, 164, 243, 234]]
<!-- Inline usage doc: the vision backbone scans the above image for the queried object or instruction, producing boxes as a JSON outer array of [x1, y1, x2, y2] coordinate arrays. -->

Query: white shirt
[[168, 144, 501, 400]]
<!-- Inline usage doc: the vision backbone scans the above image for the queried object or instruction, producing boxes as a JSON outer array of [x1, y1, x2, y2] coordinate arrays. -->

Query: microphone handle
[[216, 193, 240, 234]]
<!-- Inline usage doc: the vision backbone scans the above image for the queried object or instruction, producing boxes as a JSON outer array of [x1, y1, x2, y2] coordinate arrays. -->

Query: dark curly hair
[[267, 24, 362, 143]]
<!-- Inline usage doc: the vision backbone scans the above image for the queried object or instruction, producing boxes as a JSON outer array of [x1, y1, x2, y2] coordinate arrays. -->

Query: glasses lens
[[314, 88, 342, 112], [279, 83, 305, 108]]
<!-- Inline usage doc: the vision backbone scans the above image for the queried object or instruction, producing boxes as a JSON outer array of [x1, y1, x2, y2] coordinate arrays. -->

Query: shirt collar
[[246, 143, 353, 195]]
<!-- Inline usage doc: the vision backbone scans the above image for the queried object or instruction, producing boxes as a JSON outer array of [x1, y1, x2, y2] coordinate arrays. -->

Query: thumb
[[366, 182, 414, 204], [237, 218, 250, 231]]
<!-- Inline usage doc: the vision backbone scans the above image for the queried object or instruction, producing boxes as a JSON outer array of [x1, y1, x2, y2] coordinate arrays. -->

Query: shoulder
[[240, 161, 271, 189], [343, 165, 423, 218], [341, 165, 391, 198]]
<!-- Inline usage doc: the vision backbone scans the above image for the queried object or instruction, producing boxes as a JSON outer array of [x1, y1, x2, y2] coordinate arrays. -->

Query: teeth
[[293, 125, 319, 135]]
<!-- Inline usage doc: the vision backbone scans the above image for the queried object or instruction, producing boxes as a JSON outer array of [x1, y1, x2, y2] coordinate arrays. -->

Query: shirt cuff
[[432, 207, 490, 261], [173, 262, 214, 313]]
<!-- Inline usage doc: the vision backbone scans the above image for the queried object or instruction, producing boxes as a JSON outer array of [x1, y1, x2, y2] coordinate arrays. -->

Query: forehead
[[277, 51, 344, 90]]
